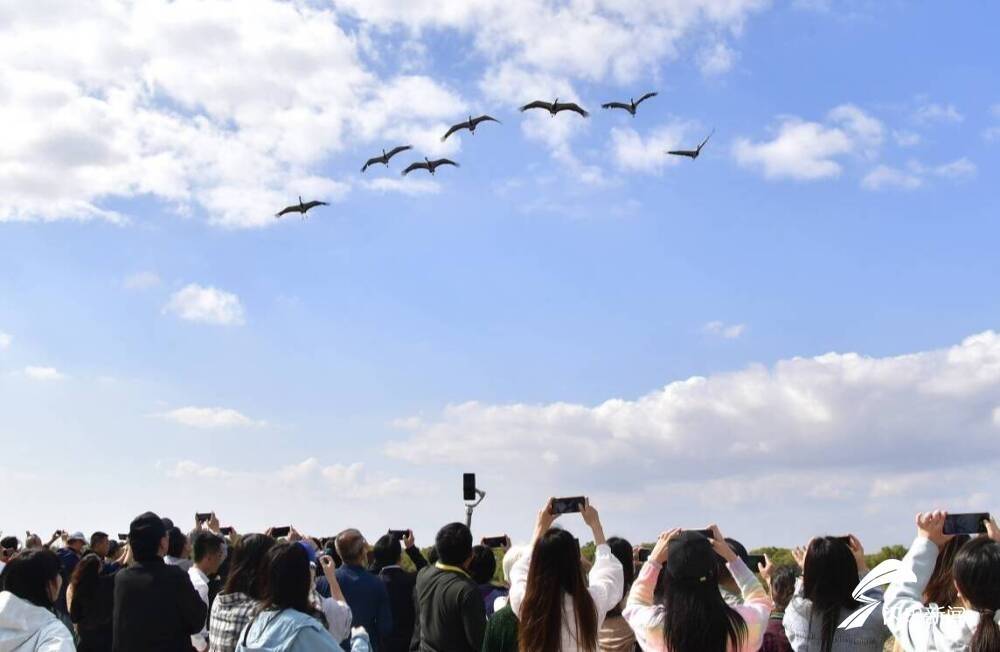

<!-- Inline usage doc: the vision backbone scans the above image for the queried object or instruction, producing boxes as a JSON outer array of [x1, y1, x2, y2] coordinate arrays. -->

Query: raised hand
[[759, 554, 774, 583], [403, 530, 415, 549], [532, 499, 558, 542], [651, 529, 681, 564], [288, 526, 303, 543], [846, 534, 868, 572], [707, 524, 736, 562], [917, 511, 952, 548], [986, 516, 1000, 543], [792, 546, 807, 570], [581, 498, 606, 546], [207, 513, 220, 534]]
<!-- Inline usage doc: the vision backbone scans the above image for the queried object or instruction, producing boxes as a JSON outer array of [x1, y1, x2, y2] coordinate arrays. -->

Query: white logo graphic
[[838, 559, 902, 629]]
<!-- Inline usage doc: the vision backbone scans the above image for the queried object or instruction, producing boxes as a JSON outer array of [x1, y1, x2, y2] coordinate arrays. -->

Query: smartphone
[[463, 473, 477, 501], [833, 535, 852, 546], [195, 512, 213, 524], [550, 496, 586, 514], [943, 512, 990, 535], [482, 535, 509, 549], [220, 527, 234, 536], [636, 548, 651, 562], [388, 529, 409, 540], [270, 526, 291, 538], [744, 554, 765, 570], [117, 533, 129, 541], [691, 528, 713, 539]]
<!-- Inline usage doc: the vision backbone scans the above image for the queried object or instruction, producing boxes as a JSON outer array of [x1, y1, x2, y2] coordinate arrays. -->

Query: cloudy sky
[[2, 0, 998, 550]]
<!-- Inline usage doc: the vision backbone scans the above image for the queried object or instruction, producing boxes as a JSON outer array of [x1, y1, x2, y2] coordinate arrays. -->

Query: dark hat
[[130, 511, 167, 545], [666, 530, 718, 583]]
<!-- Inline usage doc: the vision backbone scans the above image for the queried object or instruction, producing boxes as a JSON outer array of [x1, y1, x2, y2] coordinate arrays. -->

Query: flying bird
[[401, 157, 460, 176], [667, 128, 715, 159], [275, 196, 328, 219], [601, 92, 658, 116], [361, 145, 413, 172], [441, 115, 501, 141], [519, 98, 589, 118]]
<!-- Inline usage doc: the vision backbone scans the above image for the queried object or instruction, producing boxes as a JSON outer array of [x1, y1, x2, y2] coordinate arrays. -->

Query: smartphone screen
[[550, 496, 586, 514], [943, 512, 989, 535], [636, 548, 651, 562], [744, 554, 765, 570], [463, 473, 476, 501], [482, 536, 509, 548], [271, 526, 291, 538], [220, 527, 233, 536], [117, 533, 129, 541], [388, 529, 409, 539], [195, 512, 212, 523]]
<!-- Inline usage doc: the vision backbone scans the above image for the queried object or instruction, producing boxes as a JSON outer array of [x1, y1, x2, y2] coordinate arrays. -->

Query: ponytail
[[953, 538, 1000, 652], [970, 608, 1000, 652]]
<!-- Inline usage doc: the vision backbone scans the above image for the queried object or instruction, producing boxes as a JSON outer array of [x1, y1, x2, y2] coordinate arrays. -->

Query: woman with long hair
[[509, 498, 624, 652], [624, 526, 772, 652], [884, 511, 1000, 652], [68, 552, 121, 652], [0, 549, 75, 651], [597, 537, 636, 652], [783, 534, 889, 651], [209, 533, 275, 652], [235, 542, 342, 652]]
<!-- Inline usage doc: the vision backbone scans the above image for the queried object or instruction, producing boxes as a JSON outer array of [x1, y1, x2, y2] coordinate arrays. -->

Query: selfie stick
[[465, 488, 486, 529]]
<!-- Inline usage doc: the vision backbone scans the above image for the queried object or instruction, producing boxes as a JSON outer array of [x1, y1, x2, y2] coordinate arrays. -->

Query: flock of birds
[[275, 92, 714, 219]]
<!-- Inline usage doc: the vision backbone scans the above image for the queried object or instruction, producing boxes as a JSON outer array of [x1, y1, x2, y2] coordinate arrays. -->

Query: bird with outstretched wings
[[441, 115, 501, 141], [275, 197, 329, 219], [602, 91, 658, 115], [519, 99, 589, 117], [361, 145, 412, 172], [667, 128, 715, 159], [401, 158, 460, 176]]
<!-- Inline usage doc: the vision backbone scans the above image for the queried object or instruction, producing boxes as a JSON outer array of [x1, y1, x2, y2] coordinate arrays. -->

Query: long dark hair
[[802, 537, 860, 652], [222, 534, 276, 599], [953, 537, 1000, 652], [924, 534, 969, 607], [606, 537, 635, 597], [69, 553, 102, 619], [517, 528, 598, 652], [260, 542, 314, 615], [0, 549, 61, 609], [658, 542, 747, 652]]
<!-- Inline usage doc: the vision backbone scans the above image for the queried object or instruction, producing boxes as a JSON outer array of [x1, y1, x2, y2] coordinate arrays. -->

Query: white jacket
[[510, 543, 624, 651], [0, 591, 75, 652]]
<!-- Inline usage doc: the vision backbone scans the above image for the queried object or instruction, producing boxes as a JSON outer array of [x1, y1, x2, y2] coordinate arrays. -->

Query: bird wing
[[520, 100, 552, 112], [430, 158, 459, 169], [275, 205, 298, 217], [698, 128, 715, 150], [301, 201, 328, 211], [401, 162, 426, 176], [385, 145, 412, 159], [441, 122, 469, 142], [471, 115, 501, 127], [555, 102, 589, 117], [361, 156, 380, 173], [667, 150, 696, 158], [601, 102, 630, 111], [635, 92, 658, 106]]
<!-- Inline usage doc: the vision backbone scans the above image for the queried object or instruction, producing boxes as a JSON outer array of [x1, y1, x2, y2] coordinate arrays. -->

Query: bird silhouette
[[601, 92, 658, 116], [275, 196, 329, 219], [519, 98, 589, 118], [441, 115, 501, 141], [667, 128, 715, 159], [401, 157, 460, 176], [361, 145, 413, 172]]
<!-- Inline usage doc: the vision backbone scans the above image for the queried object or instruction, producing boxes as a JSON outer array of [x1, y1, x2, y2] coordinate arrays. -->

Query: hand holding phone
[[482, 535, 510, 549], [744, 554, 766, 571], [636, 548, 651, 562], [220, 527, 234, 536], [388, 529, 409, 540], [270, 526, 291, 538], [943, 512, 990, 535], [550, 496, 586, 515], [195, 512, 213, 526]]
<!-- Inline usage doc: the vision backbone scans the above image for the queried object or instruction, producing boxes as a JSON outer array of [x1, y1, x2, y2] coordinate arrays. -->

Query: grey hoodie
[[0, 591, 75, 652]]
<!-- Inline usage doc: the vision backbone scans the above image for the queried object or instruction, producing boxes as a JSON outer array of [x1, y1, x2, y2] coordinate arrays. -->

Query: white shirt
[[188, 565, 210, 652], [510, 542, 624, 651]]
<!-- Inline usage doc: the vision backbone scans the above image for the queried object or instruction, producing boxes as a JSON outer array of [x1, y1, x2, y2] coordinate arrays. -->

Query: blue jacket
[[335, 564, 392, 649], [235, 608, 341, 652]]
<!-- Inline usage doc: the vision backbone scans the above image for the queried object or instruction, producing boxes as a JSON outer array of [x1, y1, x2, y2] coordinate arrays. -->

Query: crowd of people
[[1, 502, 999, 652]]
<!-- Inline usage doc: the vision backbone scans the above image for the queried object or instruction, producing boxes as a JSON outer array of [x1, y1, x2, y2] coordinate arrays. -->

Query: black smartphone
[[636, 548, 651, 562], [692, 528, 713, 539], [550, 496, 586, 514], [833, 535, 852, 546], [388, 529, 409, 539], [482, 535, 509, 548], [195, 512, 212, 524], [270, 526, 291, 538], [220, 527, 234, 536], [944, 512, 990, 535], [744, 554, 765, 570], [463, 473, 477, 501], [117, 533, 129, 541]]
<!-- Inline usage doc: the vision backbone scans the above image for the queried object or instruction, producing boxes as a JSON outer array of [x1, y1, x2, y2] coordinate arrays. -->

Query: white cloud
[[698, 42, 737, 76], [361, 177, 441, 196], [933, 157, 977, 179], [24, 366, 66, 381], [703, 321, 746, 339], [610, 121, 692, 174], [0, 331, 10, 350], [984, 127, 1000, 143], [155, 406, 265, 429], [861, 164, 922, 191], [893, 130, 921, 147], [913, 102, 964, 124], [123, 271, 162, 290], [163, 283, 246, 326]]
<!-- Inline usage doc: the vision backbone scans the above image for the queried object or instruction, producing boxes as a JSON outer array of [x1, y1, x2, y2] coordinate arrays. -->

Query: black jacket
[[112, 557, 207, 652], [409, 565, 485, 652], [71, 568, 119, 652], [378, 546, 428, 652]]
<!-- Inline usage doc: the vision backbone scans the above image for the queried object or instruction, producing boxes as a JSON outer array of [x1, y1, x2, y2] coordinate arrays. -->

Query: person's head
[[1, 549, 62, 608], [658, 530, 747, 652], [222, 533, 276, 598], [335, 529, 368, 567], [89, 532, 110, 558], [260, 542, 314, 615], [435, 522, 473, 568], [925, 534, 970, 607], [953, 536, 1000, 652], [769, 565, 798, 611], [469, 545, 497, 585], [166, 527, 188, 559], [518, 528, 597, 652], [66, 532, 86, 553], [69, 553, 102, 605], [371, 534, 402, 572], [106, 539, 121, 561], [802, 536, 860, 652], [192, 531, 226, 575], [502, 546, 528, 584], [129, 511, 169, 563], [716, 537, 748, 589], [607, 537, 635, 594]]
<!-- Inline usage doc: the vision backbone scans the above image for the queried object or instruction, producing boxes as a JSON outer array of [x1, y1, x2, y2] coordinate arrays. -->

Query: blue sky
[[1, 0, 999, 550]]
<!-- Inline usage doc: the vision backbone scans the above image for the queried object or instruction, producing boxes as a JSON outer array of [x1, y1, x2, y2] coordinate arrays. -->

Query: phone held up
[[550, 496, 586, 515], [388, 529, 410, 540], [943, 512, 990, 535], [482, 535, 509, 549], [195, 512, 213, 524], [463, 473, 477, 501], [270, 526, 291, 538]]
